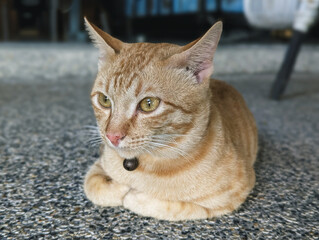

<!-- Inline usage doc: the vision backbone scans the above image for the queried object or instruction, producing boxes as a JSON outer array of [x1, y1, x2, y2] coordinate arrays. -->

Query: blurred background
[[1, 0, 319, 43], [1, 0, 319, 99]]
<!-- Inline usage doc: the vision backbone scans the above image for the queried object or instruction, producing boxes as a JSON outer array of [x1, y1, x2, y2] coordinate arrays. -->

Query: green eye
[[139, 97, 160, 112], [98, 93, 111, 108]]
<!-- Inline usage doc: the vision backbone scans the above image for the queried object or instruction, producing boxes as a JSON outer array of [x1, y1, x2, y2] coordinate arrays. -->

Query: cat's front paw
[[123, 189, 170, 219], [85, 174, 130, 207], [123, 189, 213, 221], [84, 163, 130, 207], [123, 189, 151, 215]]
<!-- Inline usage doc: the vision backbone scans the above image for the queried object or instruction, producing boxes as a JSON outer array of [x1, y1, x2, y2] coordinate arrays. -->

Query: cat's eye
[[139, 97, 160, 112], [98, 93, 111, 108]]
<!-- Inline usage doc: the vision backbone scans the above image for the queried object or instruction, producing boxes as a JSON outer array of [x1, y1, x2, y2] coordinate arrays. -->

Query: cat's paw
[[123, 189, 153, 215], [84, 173, 130, 207], [123, 189, 213, 220], [123, 190, 174, 219]]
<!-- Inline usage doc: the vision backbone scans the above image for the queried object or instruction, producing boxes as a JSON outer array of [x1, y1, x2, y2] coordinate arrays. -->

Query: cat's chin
[[118, 151, 137, 160], [113, 147, 141, 160], [103, 143, 137, 159]]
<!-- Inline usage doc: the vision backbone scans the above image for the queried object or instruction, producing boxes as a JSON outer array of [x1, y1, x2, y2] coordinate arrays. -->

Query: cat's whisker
[[87, 137, 103, 143], [145, 144, 172, 158], [159, 133, 188, 136], [139, 146, 153, 156], [83, 124, 104, 147], [151, 133, 188, 143], [151, 136, 176, 141], [83, 132, 102, 137], [152, 133, 188, 138], [150, 137, 175, 144], [87, 138, 103, 144], [79, 125, 103, 147], [87, 141, 103, 147], [126, 134, 191, 159], [87, 138, 103, 143], [149, 136, 181, 145], [87, 136, 103, 141], [153, 143, 188, 158], [148, 144, 189, 160], [154, 133, 202, 142], [147, 141, 190, 160], [82, 125, 99, 130]]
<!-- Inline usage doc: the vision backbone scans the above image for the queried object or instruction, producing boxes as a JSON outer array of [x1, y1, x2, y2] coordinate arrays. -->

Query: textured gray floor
[[0, 44, 319, 239]]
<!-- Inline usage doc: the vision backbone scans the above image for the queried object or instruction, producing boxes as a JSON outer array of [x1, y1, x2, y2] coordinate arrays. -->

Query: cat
[[83, 17, 258, 221]]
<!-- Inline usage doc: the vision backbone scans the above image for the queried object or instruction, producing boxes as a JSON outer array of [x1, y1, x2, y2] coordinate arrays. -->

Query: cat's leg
[[84, 160, 130, 206], [123, 189, 213, 221]]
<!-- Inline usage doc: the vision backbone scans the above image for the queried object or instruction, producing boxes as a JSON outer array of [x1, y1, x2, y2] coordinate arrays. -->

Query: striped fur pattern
[[83, 18, 258, 221]]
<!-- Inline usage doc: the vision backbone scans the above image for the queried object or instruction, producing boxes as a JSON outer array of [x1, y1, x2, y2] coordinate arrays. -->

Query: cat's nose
[[106, 133, 126, 147]]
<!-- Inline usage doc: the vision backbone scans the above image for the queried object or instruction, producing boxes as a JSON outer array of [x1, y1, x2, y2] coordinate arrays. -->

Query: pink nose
[[106, 133, 125, 146]]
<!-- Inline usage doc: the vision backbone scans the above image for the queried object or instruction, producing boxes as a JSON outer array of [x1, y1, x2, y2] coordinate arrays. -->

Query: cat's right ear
[[84, 17, 124, 69]]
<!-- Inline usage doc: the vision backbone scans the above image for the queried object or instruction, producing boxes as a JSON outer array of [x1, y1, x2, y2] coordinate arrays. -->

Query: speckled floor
[[0, 44, 318, 239]]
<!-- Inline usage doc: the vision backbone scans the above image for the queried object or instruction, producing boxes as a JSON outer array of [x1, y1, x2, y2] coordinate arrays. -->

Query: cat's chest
[[100, 150, 210, 201]]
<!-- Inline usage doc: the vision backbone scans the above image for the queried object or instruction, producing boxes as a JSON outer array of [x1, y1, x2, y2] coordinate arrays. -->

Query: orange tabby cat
[[83, 17, 258, 221]]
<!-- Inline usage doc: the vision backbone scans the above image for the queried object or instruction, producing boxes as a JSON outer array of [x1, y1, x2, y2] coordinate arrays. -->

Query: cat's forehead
[[124, 42, 178, 59], [95, 42, 179, 96], [114, 42, 178, 71]]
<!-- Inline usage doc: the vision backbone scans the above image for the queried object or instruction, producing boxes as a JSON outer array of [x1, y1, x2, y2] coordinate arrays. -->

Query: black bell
[[123, 158, 139, 171]]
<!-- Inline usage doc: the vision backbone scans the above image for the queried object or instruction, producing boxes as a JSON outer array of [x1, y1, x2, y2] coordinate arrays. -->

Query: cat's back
[[210, 79, 258, 164], [210, 79, 250, 113]]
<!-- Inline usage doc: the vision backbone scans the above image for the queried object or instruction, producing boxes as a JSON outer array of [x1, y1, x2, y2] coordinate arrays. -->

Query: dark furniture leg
[[270, 30, 306, 100], [50, 0, 58, 42], [1, 0, 9, 41]]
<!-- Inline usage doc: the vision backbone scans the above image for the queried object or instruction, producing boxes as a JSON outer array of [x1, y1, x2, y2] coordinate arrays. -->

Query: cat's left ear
[[166, 21, 222, 84], [84, 17, 124, 69]]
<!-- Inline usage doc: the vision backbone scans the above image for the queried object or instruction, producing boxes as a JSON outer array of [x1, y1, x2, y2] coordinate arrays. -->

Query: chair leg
[[270, 30, 306, 100], [50, 0, 58, 42]]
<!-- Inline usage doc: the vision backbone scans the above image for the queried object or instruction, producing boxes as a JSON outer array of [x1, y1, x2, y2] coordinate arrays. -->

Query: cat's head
[[85, 18, 222, 160]]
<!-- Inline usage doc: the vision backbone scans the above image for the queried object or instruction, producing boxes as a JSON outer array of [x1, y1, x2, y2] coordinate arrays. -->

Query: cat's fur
[[83, 18, 258, 221]]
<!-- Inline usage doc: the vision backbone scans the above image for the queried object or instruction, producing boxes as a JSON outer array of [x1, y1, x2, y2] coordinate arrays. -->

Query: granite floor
[[0, 44, 318, 239]]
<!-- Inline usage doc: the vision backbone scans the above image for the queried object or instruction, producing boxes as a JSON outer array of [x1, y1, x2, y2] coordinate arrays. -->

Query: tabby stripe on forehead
[[125, 44, 164, 90], [112, 71, 122, 90], [123, 67, 142, 90], [105, 77, 111, 93], [118, 53, 143, 89], [116, 59, 126, 90], [113, 56, 143, 91], [134, 80, 143, 97], [106, 44, 163, 92], [125, 71, 139, 90]]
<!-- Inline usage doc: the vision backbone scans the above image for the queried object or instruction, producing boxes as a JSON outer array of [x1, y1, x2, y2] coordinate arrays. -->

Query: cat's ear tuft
[[166, 21, 222, 84], [84, 17, 124, 69]]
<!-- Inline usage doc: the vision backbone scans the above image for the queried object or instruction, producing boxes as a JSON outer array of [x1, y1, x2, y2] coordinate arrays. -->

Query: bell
[[123, 158, 139, 171]]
